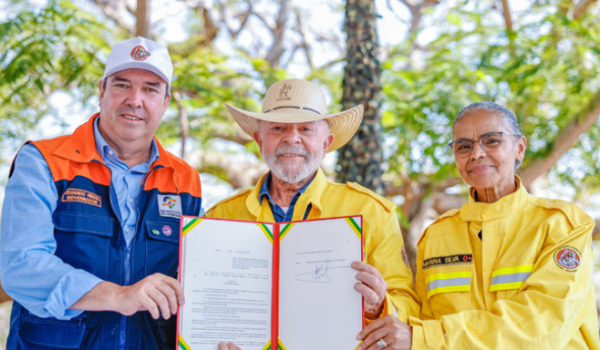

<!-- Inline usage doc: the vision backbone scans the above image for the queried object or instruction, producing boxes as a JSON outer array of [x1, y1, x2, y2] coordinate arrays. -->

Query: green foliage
[[382, 0, 600, 194], [0, 0, 112, 153], [3, 0, 600, 201]]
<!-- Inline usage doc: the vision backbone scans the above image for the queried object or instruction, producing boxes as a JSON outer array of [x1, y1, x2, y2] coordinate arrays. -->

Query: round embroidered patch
[[162, 225, 172, 236], [554, 246, 581, 271], [131, 46, 151, 61]]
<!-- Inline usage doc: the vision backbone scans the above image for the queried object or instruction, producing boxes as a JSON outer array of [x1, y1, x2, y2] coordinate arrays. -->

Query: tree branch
[[520, 91, 600, 186], [573, 0, 599, 20], [396, 0, 442, 33], [293, 8, 314, 69], [197, 5, 220, 45], [174, 93, 189, 160], [387, 0, 410, 24], [90, 0, 132, 31], [384, 177, 462, 197], [171, 87, 209, 102], [249, 11, 275, 33], [499, 0, 513, 31], [212, 130, 253, 146], [196, 151, 268, 189], [265, 0, 293, 68]]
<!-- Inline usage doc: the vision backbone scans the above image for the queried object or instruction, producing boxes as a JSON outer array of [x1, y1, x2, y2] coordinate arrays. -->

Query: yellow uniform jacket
[[205, 168, 420, 323], [410, 177, 599, 349]]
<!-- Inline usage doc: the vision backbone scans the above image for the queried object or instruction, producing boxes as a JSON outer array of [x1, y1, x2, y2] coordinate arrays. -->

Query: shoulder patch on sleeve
[[532, 197, 594, 229], [417, 209, 460, 246], [204, 189, 252, 217], [346, 182, 395, 213]]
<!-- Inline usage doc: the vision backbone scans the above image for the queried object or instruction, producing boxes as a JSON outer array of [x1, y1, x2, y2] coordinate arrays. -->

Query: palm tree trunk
[[336, 0, 384, 194]]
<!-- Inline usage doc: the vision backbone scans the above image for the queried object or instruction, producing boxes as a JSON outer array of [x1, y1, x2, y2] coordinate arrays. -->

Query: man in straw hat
[[1, 37, 201, 349], [206, 79, 419, 350]]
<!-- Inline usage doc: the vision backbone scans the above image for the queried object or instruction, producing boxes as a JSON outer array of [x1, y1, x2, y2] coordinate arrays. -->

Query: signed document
[[177, 216, 363, 350]]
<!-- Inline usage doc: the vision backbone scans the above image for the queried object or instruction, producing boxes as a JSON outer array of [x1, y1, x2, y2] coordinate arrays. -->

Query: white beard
[[263, 145, 322, 184]]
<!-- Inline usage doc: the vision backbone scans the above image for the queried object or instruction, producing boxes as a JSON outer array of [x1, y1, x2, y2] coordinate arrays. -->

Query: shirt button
[[125, 228, 130, 232], [130, 198, 134, 203], [108, 150, 114, 156], [546, 201, 553, 205]]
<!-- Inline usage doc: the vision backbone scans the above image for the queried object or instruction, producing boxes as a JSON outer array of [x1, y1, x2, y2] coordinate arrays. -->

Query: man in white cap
[[206, 79, 420, 350], [1, 37, 202, 349]]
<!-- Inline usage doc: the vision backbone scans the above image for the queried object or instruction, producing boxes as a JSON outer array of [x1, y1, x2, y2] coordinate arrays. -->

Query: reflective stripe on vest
[[426, 271, 471, 298], [489, 265, 533, 292]]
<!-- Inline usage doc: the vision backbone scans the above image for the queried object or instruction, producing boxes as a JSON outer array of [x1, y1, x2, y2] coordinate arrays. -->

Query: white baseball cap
[[103, 36, 173, 86]]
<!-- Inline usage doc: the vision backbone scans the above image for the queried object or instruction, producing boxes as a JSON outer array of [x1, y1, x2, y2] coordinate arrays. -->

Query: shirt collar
[[460, 176, 528, 222], [259, 172, 315, 205], [93, 117, 159, 166]]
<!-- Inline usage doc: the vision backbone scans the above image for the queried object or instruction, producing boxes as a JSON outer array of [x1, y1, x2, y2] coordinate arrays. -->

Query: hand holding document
[[177, 216, 364, 350]]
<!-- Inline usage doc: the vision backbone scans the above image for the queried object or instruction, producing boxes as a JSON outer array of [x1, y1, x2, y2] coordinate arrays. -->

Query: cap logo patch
[[554, 246, 581, 271], [131, 46, 151, 61], [277, 84, 292, 101]]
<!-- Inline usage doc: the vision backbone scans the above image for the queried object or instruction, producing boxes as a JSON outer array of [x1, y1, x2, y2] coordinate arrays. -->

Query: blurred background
[[1, 0, 600, 346]]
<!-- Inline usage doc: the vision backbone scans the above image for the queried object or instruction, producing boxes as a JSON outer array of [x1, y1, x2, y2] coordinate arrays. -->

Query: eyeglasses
[[448, 131, 521, 158]]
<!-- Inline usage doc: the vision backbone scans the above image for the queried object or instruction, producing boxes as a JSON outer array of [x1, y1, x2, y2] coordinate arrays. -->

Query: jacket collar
[[247, 167, 328, 221], [52, 113, 173, 170], [460, 176, 528, 222]]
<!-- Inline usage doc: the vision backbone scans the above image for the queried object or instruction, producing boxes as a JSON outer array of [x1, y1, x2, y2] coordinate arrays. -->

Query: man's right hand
[[70, 273, 184, 320], [112, 273, 184, 319]]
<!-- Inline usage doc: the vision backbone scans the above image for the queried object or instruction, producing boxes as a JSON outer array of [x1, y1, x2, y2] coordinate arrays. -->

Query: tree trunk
[[135, 0, 151, 38], [336, 0, 384, 195]]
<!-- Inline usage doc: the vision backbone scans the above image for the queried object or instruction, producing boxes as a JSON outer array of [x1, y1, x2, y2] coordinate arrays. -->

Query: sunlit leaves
[[382, 0, 600, 194], [0, 0, 111, 156]]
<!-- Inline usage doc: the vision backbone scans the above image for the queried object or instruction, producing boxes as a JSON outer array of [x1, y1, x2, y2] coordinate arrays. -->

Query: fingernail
[[357, 334, 362, 340]]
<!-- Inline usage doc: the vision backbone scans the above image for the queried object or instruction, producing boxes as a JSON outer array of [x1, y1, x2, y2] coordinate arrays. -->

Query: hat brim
[[103, 62, 170, 86], [225, 103, 364, 152]]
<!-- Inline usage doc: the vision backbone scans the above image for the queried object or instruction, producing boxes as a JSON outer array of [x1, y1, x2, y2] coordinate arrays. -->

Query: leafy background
[[1, 0, 600, 344]]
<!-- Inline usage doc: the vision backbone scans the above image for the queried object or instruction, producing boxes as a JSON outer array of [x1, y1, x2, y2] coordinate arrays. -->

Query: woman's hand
[[352, 261, 388, 319], [218, 341, 241, 350], [356, 315, 412, 350]]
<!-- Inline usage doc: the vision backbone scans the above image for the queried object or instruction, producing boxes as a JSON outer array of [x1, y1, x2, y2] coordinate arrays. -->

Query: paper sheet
[[179, 219, 273, 350], [277, 217, 363, 350]]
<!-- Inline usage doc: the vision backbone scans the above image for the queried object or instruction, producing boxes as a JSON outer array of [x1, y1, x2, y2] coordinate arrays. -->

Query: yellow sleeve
[[410, 219, 596, 349], [367, 209, 420, 324]]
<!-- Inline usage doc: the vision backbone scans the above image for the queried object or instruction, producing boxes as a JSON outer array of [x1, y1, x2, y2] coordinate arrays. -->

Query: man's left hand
[[356, 315, 412, 350], [352, 261, 387, 319]]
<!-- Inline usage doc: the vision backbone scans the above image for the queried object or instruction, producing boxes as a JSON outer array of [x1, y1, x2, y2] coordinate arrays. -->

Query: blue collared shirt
[[259, 172, 314, 222], [0, 118, 160, 320], [93, 118, 159, 244]]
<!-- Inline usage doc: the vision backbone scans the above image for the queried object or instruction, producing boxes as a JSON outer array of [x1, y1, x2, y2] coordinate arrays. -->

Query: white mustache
[[274, 146, 309, 159]]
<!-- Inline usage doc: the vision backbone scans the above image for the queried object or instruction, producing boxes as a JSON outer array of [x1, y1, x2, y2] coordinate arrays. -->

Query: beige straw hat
[[225, 79, 364, 152]]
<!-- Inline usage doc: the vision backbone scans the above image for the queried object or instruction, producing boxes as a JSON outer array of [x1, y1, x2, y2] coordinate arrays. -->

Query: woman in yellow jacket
[[357, 102, 599, 350]]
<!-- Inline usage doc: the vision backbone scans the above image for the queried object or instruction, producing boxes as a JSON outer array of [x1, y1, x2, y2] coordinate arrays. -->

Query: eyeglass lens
[[453, 132, 504, 157]]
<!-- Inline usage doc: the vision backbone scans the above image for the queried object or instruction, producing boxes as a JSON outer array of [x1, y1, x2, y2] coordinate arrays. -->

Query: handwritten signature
[[294, 260, 351, 283]]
